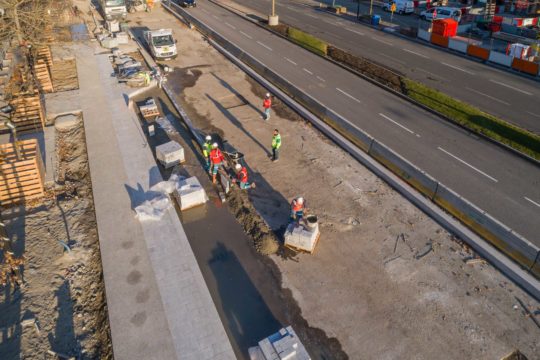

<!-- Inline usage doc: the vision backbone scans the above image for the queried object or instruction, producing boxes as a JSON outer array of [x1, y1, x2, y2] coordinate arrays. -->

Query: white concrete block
[[488, 51, 513, 67], [448, 38, 468, 53], [156, 141, 185, 168], [417, 28, 431, 42], [115, 32, 129, 44], [101, 37, 118, 49], [174, 176, 208, 211], [284, 223, 319, 253]]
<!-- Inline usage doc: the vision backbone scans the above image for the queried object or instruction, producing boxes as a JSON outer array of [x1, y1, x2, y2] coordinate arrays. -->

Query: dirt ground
[[137, 6, 540, 359], [0, 115, 112, 359]]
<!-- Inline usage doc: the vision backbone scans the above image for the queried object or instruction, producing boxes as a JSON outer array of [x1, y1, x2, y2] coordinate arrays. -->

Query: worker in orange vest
[[209, 143, 224, 184], [263, 93, 272, 121], [234, 164, 255, 189], [290, 196, 305, 223], [146, 0, 154, 12]]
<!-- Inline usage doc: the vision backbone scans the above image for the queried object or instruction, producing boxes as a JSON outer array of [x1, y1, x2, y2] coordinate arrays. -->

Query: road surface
[[222, 0, 540, 134]]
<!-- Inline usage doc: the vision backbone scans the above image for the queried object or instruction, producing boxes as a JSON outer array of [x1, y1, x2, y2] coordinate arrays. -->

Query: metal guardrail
[[162, 1, 540, 298]]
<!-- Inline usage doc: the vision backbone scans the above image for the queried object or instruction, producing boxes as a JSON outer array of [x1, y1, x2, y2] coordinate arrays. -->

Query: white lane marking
[[437, 147, 498, 183], [322, 18, 338, 25], [402, 48, 430, 59], [285, 5, 301, 12], [303, 68, 313, 75], [336, 88, 362, 103], [285, 57, 297, 66], [305, 13, 318, 18], [524, 196, 540, 208], [225, 22, 236, 30], [526, 111, 540, 118], [379, 113, 420, 137], [317, 75, 326, 82], [378, 52, 405, 64], [257, 41, 273, 51], [240, 31, 252, 39], [287, 15, 299, 22], [490, 79, 533, 96], [345, 28, 365, 36], [417, 67, 448, 81], [441, 62, 475, 75], [212, 14, 219, 19], [465, 87, 510, 105], [371, 36, 393, 46], [201, 8, 209, 13]]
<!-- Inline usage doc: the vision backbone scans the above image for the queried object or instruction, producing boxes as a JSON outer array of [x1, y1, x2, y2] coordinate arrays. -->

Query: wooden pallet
[[3, 93, 46, 134], [0, 139, 45, 206], [34, 59, 54, 93], [36, 46, 53, 69], [284, 231, 321, 254]]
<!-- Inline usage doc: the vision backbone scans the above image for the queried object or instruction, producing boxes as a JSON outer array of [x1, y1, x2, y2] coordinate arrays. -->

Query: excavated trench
[[131, 86, 347, 359]]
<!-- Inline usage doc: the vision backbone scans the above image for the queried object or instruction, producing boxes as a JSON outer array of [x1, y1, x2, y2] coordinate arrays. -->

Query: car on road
[[382, 0, 415, 14], [420, 7, 462, 22], [179, 0, 196, 7]]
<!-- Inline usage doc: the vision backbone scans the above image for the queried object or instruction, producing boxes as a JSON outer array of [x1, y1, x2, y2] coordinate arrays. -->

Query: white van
[[144, 29, 178, 61], [382, 0, 415, 15], [420, 7, 462, 22]]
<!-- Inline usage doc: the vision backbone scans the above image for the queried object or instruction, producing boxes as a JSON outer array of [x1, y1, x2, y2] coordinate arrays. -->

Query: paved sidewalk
[[75, 42, 235, 360]]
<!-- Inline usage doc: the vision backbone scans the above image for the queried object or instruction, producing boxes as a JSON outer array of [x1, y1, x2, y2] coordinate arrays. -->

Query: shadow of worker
[[48, 280, 77, 357], [209, 242, 281, 356]]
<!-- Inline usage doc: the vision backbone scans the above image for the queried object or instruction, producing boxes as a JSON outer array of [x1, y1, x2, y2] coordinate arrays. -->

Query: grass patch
[[403, 78, 540, 160], [287, 27, 328, 56]]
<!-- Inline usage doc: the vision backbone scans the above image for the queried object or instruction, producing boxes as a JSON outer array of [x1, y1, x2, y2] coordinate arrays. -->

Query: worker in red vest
[[290, 196, 305, 223], [209, 143, 224, 184], [234, 164, 255, 189], [263, 93, 272, 121]]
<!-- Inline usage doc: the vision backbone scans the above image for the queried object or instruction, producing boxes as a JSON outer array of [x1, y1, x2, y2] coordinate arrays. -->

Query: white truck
[[99, 0, 127, 20], [144, 29, 178, 61]]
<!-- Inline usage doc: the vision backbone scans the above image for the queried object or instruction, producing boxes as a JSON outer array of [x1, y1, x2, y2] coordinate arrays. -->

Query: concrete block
[[448, 38, 468, 53], [156, 140, 185, 168], [101, 37, 118, 49], [115, 32, 129, 44], [284, 222, 319, 253], [488, 51, 513, 67], [174, 176, 208, 211], [418, 28, 432, 42]]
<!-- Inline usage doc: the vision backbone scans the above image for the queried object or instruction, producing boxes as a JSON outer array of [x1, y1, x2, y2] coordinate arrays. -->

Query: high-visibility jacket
[[272, 134, 281, 149], [203, 141, 212, 157], [209, 148, 224, 164], [291, 199, 304, 212], [263, 98, 272, 109], [237, 167, 248, 183]]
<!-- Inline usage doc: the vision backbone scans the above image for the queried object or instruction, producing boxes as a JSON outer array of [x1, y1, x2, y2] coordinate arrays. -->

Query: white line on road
[[322, 18, 338, 25], [225, 22, 236, 30], [402, 48, 430, 59], [240, 31, 252, 39], [437, 147, 498, 182], [379, 113, 420, 137], [417, 67, 448, 81], [212, 14, 219, 19], [345, 28, 365, 36], [465, 87, 510, 105], [317, 76, 326, 82], [377, 52, 405, 64], [441, 62, 475, 75], [201, 8, 208, 13], [525, 196, 540, 208], [526, 111, 540, 118], [303, 68, 313, 75], [336, 88, 362, 103], [489, 79, 533, 96], [305, 13, 318, 18], [371, 36, 393, 46], [257, 41, 273, 51], [285, 57, 297, 66]]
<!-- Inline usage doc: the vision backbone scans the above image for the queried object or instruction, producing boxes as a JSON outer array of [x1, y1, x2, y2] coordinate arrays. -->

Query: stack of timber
[[4, 92, 46, 134], [0, 139, 45, 206], [34, 47, 54, 93]]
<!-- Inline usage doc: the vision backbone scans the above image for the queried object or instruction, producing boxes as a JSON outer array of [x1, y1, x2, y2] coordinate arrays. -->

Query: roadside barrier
[[162, 1, 540, 282], [448, 38, 468, 53], [511, 58, 540, 76], [467, 44, 490, 60], [488, 51, 514, 67], [430, 33, 449, 48]]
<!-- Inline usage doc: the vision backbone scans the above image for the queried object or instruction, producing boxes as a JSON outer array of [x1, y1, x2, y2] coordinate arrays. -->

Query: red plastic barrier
[[431, 33, 449, 47], [467, 45, 490, 60], [511, 58, 540, 76], [432, 19, 458, 37]]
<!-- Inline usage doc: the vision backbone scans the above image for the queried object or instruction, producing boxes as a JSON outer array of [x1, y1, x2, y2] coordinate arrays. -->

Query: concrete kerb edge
[[163, 3, 540, 297], [207, 38, 540, 300], [202, 0, 540, 166]]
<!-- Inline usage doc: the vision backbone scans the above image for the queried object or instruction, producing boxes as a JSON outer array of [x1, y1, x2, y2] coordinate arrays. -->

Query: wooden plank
[[0, 185, 43, 198]]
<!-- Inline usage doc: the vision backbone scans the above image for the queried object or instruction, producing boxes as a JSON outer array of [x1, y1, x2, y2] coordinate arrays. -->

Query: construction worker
[[202, 135, 212, 171], [290, 196, 305, 223], [234, 164, 255, 189], [263, 93, 272, 121], [271, 128, 281, 162], [146, 0, 154, 12], [209, 143, 224, 184]]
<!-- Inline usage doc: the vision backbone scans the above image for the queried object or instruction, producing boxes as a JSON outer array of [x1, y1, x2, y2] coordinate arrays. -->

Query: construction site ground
[[134, 6, 539, 359]]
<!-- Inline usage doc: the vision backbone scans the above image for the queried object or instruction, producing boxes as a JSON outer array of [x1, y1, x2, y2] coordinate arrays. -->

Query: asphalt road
[[173, 0, 540, 245], [222, 0, 540, 134]]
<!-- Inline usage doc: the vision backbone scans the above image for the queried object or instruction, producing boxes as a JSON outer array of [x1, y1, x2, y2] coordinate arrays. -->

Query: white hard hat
[[212, 142, 218, 148], [297, 197, 304, 204], [265, 92, 270, 97], [205, 135, 211, 141], [235, 164, 242, 170]]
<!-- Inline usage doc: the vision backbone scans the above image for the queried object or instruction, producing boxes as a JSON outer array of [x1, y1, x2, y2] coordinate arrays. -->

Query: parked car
[[382, 0, 415, 15], [420, 7, 461, 22], [180, 0, 196, 7]]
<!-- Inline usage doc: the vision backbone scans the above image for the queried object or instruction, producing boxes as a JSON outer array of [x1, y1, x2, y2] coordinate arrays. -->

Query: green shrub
[[287, 27, 328, 56]]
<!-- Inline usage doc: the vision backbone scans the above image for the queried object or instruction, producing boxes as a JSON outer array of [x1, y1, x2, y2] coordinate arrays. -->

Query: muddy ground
[[136, 6, 540, 359], [0, 116, 111, 359]]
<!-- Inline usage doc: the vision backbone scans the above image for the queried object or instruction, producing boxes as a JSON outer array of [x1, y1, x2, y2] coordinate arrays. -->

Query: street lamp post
[[370, 0, 374, 16], [269, 0, 279, 25], [356, 0, 360, 19]]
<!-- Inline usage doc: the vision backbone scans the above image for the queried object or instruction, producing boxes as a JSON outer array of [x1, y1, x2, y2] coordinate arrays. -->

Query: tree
[[0, 0, 53, 46]]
